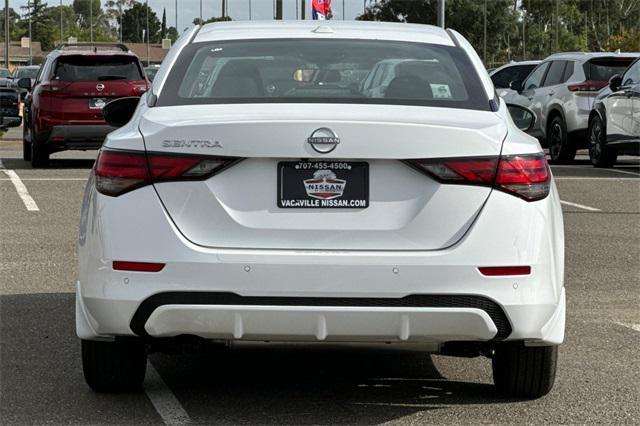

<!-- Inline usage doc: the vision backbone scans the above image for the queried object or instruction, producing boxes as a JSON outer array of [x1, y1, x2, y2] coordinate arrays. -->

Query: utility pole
[[249, 0, 252, 20], [342, 0, 345, 20], [90, 0, 93, 43], [175, 0, 178, 35], [555, 0, 559, 51], [522, 13, 526, 60], [483, 0, 487, 64], [119, 0, 122, 42], [301, 0, 305, 20], [222, 0, 226, 17], [199, 0, 202, 23], [437, 0, 445, 28], [146, 0, 150, 66], [22, 2, 33, 65], [4, 0, 9, 68], [60, 0, 63, 44], [275, 0, 282, 20]]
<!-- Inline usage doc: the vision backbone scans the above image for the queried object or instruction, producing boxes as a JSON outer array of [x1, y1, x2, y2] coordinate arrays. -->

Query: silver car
[[503, 52, 638, 163]]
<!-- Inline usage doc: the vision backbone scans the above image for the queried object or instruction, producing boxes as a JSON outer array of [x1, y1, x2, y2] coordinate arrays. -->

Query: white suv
[[503, 52, 638, 163], [77, 21, 565, 398]]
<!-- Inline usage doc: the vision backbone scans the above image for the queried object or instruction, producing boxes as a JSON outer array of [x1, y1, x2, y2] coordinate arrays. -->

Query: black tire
[[22, 122, 32, 161], [82, 338, 147, 393], [588, 116, 617, 168], [30, 141, 50, 168], [547, 116, 576, 164], [492, 342, 558, 399]]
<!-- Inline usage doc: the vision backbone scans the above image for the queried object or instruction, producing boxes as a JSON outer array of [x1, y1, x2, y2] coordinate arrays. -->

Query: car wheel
[[30, 141, 50, 168], [588, 116, 617, 168], [492, 342, 557, 399], [547, 116, 576, 164], [82, 338, 147, 393]]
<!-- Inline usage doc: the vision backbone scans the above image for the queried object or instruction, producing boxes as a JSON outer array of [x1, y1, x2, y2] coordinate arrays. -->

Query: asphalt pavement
[[1, 138, 639, 424]]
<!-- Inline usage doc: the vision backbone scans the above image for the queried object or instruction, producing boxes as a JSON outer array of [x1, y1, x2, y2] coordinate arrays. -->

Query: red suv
[[20, 43, 149, 167]]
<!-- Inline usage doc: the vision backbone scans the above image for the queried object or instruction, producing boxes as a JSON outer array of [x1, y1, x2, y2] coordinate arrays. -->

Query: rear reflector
[[113, 261, 165, 272], [478, 266, 531, 276], [95, 149, 241, 197], [567, 80, 607, 92], [406, 153, 550, 201]]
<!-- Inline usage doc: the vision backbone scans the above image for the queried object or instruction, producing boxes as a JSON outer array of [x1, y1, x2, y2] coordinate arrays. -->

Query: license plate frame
[[278, 161, 369, 209]]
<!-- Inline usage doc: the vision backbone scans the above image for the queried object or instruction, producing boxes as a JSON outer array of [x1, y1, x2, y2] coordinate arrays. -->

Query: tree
[[17, 0, 57, 50], [104, 0, 136, 40], [161, 8, 167, 39], [122, 3, 161, 43], [0, 7, 22, 41], [42, 5, 79, 45], [73, 0, 103, 30], [166, 26, 178, 42]]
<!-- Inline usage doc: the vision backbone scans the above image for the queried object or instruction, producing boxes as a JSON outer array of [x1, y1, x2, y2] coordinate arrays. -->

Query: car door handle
[[548, 91, 555, 96]]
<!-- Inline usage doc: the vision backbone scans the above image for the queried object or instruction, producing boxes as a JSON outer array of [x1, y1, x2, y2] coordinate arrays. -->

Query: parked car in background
[[0, 86, 22, 129], [11, 65, 40, 95], [0, 68, 12, 87], [502, 52, 638, 163], [144, 65, 160, 81], [588, 58, 640, 167], [490, 60, 540, 97], [78, 21, 564, 399], [20, 42, 149, 167]]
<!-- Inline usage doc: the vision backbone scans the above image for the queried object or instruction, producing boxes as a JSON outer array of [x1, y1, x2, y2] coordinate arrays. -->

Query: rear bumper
[[46, 125, 116, 149], [1, 115, 21, 128], [77, 183, 566, 347]]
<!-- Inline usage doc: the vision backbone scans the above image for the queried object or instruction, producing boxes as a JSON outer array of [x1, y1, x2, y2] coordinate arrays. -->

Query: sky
[[8, 0, 371, 35]]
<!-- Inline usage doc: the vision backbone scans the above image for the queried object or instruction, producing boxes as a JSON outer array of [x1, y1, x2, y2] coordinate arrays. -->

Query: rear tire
[[22, 123, 32, 161], [30, 141, 50, 168], [492, 342, 557, 399], [82, 338, 147, 393], [548, 116, 576, 164], [588, 116, 617, 168]]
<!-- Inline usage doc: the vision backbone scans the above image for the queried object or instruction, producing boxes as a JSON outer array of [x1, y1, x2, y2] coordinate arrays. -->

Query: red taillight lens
[[95, 150, 150, 196], [95, 149, 240, 197], [113, 261, 165, 272], [495, 154, 550, 201], [478, 266, 531, 276], [406, 153, 550, 202], [567, 80, 607, 92], [407, 157, 499, 185]]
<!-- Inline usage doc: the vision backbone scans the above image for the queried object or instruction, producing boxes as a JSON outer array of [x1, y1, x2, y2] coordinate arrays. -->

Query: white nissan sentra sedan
[[77, 21, 565, 398]]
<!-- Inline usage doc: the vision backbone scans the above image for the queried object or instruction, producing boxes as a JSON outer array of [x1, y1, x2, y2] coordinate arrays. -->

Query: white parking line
[[144, 361, 191, 425], [560, 200, 601, 212], [614, 321, 640, 332], [607, 168, 640, 177], [0, 159, 40, 211]]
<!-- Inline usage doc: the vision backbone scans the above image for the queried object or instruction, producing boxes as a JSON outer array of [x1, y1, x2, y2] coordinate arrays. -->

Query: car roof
[[543, 51, 640, 62], [15, 65, 39, 69], [193, 20, 455, 46], [489, 60, 541, 75]]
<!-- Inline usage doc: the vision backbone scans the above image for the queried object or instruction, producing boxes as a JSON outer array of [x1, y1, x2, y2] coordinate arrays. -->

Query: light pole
[[119, 0, 123, 42], [90, 0, 93, 43], [437, 0, 445, 28], [4, 0, 9, 68], [21, 2, 34, 65], [60, 0, 63, 44], [146, 0, 150, 66], [199, 0, 202, 23]]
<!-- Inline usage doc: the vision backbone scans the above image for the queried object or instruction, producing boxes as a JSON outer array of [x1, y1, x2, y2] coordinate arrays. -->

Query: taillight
[[567, 80, 607, 92], [95, 149, 240, 197], [406, 153, 550, 202]]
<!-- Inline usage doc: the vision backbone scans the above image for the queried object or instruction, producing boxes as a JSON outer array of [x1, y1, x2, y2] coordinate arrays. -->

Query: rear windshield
[[0, 69, 10, 78], [584, 58, 635, 81], [158, 39, 490, 110], [53, 55, 144, 82], [14, 68, 39, 79]]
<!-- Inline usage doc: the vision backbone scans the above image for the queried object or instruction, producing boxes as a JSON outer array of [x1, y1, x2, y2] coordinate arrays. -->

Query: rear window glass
[[584, 58, 635, 81], [0, 69, 10, 78], [491, 64, 537, 89], [158, 39, 490, 110], [53, 55, 143, 82], [14, 68, 39, 79]]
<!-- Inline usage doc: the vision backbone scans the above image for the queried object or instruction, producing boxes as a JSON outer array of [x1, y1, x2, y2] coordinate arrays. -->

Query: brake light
[[95, 150, 240, 197], [567, 80, 607, 92], [406, 153, 550, 201]]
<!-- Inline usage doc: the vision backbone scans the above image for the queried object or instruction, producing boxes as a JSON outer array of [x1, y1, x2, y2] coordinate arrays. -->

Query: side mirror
[[608, 74, 622, 92], [17, 77, 32, 90], [103, 97, 140, 128], [507, 103, 536, 133], [509, 79, 523, 92], [1, 116, 22, 128]]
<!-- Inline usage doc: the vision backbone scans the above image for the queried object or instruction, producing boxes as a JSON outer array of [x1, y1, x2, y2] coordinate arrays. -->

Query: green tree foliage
[[358, 0, 640, 67], [122, 3, 161, 43], [166, 26, 179, 42], [16, 0, 57, 50], [161, 8, 167, 39], [0, 7, 22, 40], [73, 0, 103, 29], [42, 5, 79, 45]]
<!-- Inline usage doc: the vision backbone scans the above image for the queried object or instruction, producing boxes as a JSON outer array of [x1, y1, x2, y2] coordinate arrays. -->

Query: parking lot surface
[[1, 139, 639, 424]]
